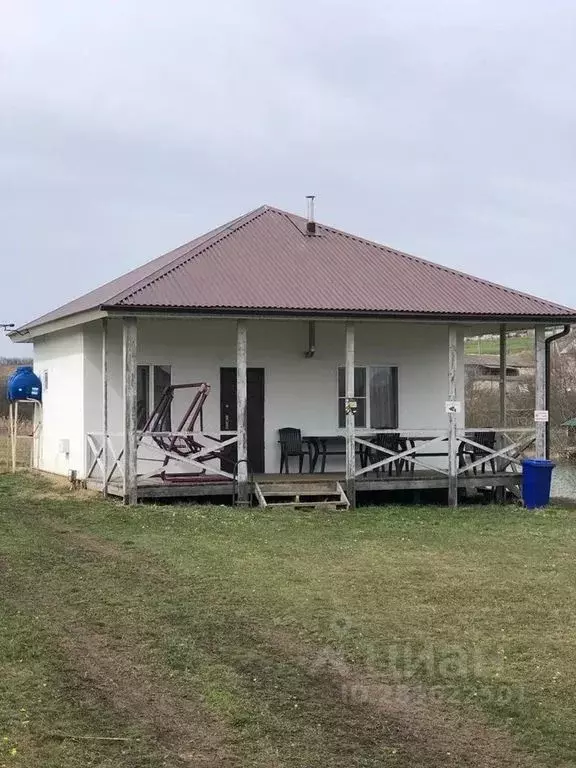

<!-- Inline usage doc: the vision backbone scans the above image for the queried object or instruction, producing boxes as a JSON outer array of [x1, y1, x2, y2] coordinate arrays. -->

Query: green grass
[[464, 335, 533, 356], [1, 474, 576, 766]]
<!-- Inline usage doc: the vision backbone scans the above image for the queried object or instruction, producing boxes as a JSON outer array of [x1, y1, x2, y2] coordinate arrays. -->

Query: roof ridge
[[106, 205, 269, 306], [316, 222, 574, 313]]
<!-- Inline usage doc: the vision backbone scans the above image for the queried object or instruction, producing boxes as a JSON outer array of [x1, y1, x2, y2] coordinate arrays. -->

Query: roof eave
[[8, 308, 109, 341], [101, 304, 576, 324]]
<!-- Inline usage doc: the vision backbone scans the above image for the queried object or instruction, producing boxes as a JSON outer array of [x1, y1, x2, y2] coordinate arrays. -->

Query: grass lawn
[[464, 335, 533, 356], [1, 475, 576, 766]]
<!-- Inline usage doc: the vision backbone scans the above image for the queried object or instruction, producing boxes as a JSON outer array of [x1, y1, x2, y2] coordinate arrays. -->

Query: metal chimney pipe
[[305, 195, 316, 235]]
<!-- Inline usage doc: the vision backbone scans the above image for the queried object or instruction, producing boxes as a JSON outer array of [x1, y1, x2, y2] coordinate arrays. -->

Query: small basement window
[[137, 365, 172, 430], [338, 366, 398, 428]]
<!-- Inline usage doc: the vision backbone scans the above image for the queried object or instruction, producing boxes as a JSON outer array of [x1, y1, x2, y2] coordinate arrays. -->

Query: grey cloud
[[1, 0, 575, 354]]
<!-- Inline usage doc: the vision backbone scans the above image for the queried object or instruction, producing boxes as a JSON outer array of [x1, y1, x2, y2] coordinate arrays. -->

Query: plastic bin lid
[[522, 458, 555, 468]]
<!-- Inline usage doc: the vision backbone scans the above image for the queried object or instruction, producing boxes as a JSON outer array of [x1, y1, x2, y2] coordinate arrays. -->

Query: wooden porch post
[[535, 325, 547, 458], [499, 323, 507, 427], [494, 323, 508, 502], [122, 316, 138, 505], [448, 325, 458, 507], [102, 317, 109, 496], [345, 322, 356, 509], [236, 319, 249, 503]]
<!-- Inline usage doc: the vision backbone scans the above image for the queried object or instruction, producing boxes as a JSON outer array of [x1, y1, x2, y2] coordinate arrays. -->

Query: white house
[[10, 205, 576, 507]]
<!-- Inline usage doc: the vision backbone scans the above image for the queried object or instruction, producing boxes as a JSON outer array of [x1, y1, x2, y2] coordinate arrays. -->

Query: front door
[[220, 368, 265, 473]]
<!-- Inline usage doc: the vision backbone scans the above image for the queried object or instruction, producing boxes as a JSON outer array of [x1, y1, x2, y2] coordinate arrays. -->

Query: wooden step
[[254, 481, 349, 510], [257, 483, 341, 495], [259, 501, 349, 509]]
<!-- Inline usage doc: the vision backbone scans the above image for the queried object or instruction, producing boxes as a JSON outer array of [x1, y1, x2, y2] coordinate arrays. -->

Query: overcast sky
[[1, 0, 575, 355]]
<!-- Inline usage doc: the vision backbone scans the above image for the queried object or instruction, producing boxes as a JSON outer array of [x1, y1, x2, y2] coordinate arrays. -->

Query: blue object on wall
[[6, 366, 42, 402], [521, 458, 555, 509]]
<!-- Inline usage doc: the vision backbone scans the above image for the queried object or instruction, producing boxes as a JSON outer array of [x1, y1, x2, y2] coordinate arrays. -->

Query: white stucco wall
[[33, 317, 465, 479], [33, 329, 85, 476], [81, 317, 465, 477]]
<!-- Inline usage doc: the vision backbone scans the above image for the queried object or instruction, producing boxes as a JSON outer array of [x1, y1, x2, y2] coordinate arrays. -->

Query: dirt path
[[268, 632, 537, 768], [3, 516, 543, 768], [59, 625, 238, 767]]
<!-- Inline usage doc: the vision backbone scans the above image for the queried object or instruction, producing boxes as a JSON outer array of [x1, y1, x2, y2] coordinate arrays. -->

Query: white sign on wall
[[534, 410, 549, 423], [445, 401, 462, 414]]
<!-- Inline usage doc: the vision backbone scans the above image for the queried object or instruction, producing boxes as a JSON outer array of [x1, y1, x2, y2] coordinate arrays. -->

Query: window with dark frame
[[136, 365, 172, 430], [338, 366, 398, 429]]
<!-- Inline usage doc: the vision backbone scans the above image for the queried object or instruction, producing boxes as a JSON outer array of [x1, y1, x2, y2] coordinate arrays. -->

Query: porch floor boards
[[91, 470, 522, 501]]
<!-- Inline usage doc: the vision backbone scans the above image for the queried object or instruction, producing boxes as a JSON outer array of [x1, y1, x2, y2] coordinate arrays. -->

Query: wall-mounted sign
[[445, 401, 461, 414], [534, 410, 549, 423]]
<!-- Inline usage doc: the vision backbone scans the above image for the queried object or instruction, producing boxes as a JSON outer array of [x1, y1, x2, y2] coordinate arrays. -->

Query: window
[[338, 366, 398, 428], [137, 365, 171, 430]]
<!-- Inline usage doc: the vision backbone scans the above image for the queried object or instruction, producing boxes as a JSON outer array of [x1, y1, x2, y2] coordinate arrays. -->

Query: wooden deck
[[88, 470, 522, 502]]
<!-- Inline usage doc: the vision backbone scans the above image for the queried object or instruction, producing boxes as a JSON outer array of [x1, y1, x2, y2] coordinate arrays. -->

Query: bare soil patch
[[59, 624, 239, 767], [265, 630, 538, 768]]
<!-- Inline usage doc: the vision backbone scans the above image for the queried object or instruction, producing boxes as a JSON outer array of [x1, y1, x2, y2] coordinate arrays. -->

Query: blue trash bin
[[522, 458, 555, 509]]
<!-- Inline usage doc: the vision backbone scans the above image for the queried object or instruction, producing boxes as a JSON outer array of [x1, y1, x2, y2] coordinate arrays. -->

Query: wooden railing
[[354, 429, 449, 478], [86, 431, 238, 486], [136, 431, 238, 481], [86, 433, 124, 485], [455, 428, 535, 475], [353, 427, 536, 480]]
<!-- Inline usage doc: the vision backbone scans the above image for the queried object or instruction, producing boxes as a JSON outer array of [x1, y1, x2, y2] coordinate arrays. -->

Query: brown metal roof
[[15, 205, 576, 332]]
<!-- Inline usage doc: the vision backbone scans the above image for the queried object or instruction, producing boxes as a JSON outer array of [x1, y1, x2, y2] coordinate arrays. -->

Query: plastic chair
[[366, 433, 406, 476], [278, 428, 312, 473], [458, 431, 497, 475]]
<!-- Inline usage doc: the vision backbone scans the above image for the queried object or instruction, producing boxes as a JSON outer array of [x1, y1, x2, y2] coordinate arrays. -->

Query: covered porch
[[83, 314, 547, 507]]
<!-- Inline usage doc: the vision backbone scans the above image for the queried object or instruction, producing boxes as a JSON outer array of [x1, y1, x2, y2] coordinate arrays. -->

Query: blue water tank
[[7, 366, 42, 402]]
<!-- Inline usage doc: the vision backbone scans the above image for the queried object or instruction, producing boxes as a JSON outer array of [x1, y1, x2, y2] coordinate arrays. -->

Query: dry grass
[[0, 417, 34, 473]]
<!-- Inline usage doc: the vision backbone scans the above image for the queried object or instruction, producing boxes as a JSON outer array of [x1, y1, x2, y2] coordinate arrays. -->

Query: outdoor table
[[404, 435, 449, 474], [304, 433, 450, 475], [305, 434, 376, 473]]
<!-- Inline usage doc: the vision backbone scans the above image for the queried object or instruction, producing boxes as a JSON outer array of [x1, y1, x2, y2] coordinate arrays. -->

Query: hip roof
[[15, 205, 576, 332]]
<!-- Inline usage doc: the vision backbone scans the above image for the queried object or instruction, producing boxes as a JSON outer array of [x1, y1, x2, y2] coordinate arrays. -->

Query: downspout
[[545, 324, 571, 459], [304, 321, 316, 358]]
